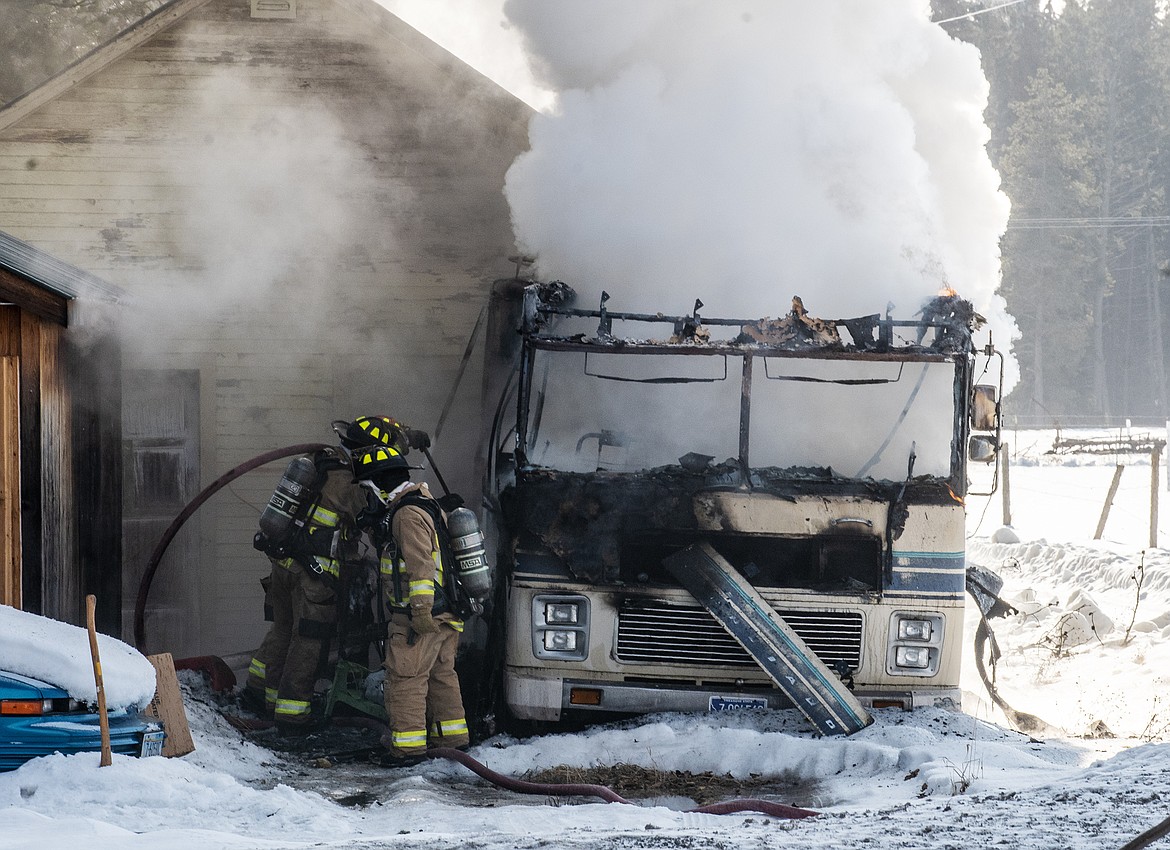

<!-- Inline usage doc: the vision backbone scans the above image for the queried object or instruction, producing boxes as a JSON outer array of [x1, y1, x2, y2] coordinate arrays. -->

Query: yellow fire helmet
[[334, 415, 405, 451]]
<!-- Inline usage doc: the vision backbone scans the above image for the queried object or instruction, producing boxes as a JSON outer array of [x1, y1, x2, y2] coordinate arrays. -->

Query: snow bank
[[0, 605, 156, 710]]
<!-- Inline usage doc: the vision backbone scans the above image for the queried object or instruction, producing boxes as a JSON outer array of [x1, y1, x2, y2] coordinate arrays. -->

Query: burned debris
[[495, 284, 985, 588], [501, 462, 960, 587], [520, 281, 986, 354], [738, 296, 844, 348]]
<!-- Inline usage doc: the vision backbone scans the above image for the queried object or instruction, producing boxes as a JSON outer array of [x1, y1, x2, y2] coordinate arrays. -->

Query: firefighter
[[242, 416, 427, 734], [355, 445, 471, 767]]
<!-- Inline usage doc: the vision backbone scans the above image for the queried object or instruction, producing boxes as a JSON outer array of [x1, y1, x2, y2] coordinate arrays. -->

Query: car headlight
[[543, 630, 578, 652], [895, 646, 930, 668]]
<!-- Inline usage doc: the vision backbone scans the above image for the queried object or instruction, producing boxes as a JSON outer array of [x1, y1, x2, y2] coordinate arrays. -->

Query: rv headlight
[[545, 602, 579, 625], [887, 612, 944, 677], [895, 646, 931, 669], [543, 630, 579, 652], [532, 595, 590, 660], [897, 618, 933, 641]]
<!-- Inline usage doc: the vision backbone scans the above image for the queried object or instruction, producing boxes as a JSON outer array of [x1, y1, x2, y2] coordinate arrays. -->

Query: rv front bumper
[[505, 670, 960, 721]]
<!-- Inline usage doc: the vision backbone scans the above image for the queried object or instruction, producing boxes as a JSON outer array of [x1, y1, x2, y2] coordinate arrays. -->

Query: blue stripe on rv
[[888, 551, 966, 598]]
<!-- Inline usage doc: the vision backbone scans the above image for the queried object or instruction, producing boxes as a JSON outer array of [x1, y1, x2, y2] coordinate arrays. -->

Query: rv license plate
[[709, 696, 768, 712], [140, 730, 165, 758]]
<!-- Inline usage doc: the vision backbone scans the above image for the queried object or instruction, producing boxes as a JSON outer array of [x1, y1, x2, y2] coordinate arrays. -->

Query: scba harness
[[380, 493, 484, 621]]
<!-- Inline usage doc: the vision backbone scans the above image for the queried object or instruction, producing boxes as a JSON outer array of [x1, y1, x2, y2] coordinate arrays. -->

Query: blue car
[[0, 669, 164, 771]]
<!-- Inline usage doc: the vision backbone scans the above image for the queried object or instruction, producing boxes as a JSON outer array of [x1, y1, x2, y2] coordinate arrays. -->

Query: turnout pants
[[382, 615, 470, 758], [245, 560, 336, 727]]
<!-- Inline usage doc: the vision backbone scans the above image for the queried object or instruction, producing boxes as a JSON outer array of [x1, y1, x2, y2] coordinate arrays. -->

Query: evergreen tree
[[1055, 0, 1167, 417], [998, 67, 1098, 416], [945, 0, 1170, 421]]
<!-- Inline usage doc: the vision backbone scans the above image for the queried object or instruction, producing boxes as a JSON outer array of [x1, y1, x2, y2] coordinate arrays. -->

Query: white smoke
[[121, 69, 393, 355], [503, 0, 1018, 389]]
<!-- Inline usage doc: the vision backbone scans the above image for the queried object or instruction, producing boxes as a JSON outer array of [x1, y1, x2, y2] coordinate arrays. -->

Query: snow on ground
[[4, 427, 1170, 849]]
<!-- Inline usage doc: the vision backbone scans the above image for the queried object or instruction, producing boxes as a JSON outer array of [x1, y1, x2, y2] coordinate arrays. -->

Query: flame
[[938, 286, 957, 298]]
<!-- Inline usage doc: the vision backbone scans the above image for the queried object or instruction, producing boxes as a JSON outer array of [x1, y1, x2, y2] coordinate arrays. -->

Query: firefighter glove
[[355, 504, 379, 533], [405, 428, 431, 450], [410, 606, 439, 634]]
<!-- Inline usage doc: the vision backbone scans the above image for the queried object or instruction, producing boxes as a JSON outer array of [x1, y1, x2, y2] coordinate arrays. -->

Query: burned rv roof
[[522, 284, 982, 360]]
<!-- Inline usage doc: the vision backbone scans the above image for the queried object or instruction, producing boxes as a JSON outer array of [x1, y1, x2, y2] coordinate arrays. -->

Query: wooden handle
[[85, 594, 113, 767]]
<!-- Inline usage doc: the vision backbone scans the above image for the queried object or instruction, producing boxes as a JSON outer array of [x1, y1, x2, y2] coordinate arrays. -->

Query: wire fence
[[967, 450, 1168, 548], [1004, 414, 1170, 431]]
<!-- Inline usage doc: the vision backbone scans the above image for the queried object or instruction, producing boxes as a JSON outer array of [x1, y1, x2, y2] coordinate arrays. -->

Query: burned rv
[[478, 282, 1002, 732]]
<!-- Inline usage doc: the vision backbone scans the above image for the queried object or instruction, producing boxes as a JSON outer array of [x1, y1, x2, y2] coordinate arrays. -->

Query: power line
[[933, 0, 1032, 25], [1006, 216, 1170, 230]]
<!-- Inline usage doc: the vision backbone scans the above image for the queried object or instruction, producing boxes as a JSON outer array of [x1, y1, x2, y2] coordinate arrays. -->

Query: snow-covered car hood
[[0, 605, 156, 710]]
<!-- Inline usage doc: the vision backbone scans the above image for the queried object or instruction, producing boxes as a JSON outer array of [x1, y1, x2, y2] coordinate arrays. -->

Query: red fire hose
[[134, 443, 329, 652], [425, 747, 820, 819], [230, 715, 819, 819]]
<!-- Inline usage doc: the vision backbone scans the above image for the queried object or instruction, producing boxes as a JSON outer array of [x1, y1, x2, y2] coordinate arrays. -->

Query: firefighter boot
[[239, 685, 269, 718]]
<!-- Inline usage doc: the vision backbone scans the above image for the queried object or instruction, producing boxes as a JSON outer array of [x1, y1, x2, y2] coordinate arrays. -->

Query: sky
[[374, 0, 555, 111], [3, 430, 1170, 849]]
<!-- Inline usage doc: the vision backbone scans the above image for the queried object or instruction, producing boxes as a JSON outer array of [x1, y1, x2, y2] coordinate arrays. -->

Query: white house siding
[[0, 0, 531, 657]]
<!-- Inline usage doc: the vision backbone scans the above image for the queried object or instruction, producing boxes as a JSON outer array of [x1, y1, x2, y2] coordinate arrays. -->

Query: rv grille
[[615, 600, 863, 671]]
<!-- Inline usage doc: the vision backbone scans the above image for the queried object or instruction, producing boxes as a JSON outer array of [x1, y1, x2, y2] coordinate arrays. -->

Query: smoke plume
[[122, 69, 389, 352], [503, 0, 1018, 388]]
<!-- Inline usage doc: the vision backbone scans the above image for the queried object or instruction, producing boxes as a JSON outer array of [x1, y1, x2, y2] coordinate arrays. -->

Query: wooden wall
[[0, 294, 119, 629], [0, 0, 531, 654], [30, 314, 74, 622], [72, 320, 123, 634]]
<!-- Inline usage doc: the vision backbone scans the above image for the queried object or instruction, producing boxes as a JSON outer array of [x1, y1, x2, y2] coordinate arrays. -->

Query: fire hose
[[264, 717, 819, 818], [134, 442, 330, 651], [423, 746, 819, 819]]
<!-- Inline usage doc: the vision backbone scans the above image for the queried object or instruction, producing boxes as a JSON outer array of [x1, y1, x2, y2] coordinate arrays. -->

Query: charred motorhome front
[[479, 281, 1002, 732]]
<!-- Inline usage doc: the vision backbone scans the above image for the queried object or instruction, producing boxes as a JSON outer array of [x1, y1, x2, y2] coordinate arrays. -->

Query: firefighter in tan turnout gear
[[355, 445, 471, 767], [243, 415, 418, 734]]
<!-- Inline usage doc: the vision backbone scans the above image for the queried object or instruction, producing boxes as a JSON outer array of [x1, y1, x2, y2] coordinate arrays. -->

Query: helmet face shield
[[353, 445, 419, 490]]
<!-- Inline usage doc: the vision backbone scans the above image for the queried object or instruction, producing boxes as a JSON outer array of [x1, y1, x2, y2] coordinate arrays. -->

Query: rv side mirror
[[971, 384, 999, 432], [968, 435, 998, 463]]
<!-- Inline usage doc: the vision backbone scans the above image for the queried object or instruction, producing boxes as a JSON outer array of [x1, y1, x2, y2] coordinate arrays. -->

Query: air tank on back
[[257, 456, 318, 546], [446, 506, 491, 601]]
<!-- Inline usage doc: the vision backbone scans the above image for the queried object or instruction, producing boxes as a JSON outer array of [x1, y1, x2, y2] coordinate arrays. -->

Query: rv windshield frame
[[515, 336, 970, 489]]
